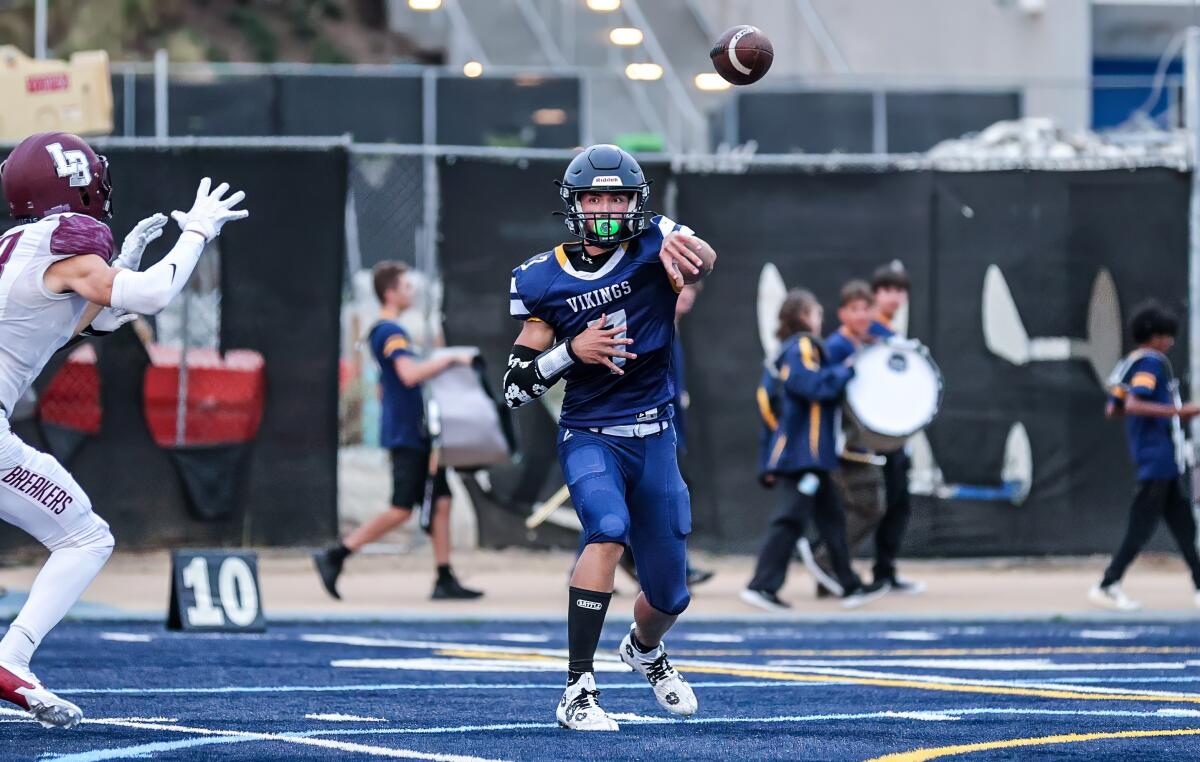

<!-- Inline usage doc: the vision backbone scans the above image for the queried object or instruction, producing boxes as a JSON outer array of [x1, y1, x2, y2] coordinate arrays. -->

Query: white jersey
[[0, 212, 114, 416]]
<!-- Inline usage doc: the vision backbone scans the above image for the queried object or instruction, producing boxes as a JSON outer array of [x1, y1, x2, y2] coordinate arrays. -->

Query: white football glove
[[170, 178, 249, 242], [114, 213, 168, 271], [87, 306, 138, 335]]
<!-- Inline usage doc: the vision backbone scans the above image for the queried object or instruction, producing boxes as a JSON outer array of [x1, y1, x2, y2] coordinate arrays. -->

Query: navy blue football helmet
[[556, 144, 651, 247]]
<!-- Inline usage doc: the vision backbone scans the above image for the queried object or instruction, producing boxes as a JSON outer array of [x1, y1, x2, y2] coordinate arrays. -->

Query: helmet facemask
[[558, 182, 650, 248], [93, 155, 113, 220]]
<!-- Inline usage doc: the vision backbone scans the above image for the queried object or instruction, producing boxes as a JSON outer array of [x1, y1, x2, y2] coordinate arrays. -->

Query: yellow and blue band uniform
[[763, 333, 854, 475]]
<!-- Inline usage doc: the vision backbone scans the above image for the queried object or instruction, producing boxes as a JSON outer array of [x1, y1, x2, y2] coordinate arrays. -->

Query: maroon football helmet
[[0, 132, 112, 222]]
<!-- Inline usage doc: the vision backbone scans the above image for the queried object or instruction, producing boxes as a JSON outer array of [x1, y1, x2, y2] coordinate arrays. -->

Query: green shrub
[[227, 6, 278, 63]]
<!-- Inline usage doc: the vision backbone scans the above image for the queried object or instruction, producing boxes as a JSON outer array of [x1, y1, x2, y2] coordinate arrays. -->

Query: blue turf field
[[6, 619, 1200, 760]]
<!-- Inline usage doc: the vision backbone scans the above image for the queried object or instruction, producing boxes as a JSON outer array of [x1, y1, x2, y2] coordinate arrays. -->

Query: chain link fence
[[340, 149, 429, 449]]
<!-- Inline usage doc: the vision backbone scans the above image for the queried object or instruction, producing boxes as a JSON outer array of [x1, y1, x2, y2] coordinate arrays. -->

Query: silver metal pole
[[621, 0, 708, 152], [515, 0, 567, 67], [563, 0, 575, 66], [444, 0, 491, 66], [34, 0, 47, 59], [421, 68, 440, 336], [1186, 27, 1200, 438], [154, 49, 169, 139], [579, 70, 593, 147], [872, 90, 888, 154], [123, 70, 136, 137], [794, 0, 851, 74]]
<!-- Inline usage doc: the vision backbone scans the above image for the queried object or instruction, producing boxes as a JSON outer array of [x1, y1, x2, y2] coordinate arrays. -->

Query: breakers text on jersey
[[566, 280, 633, 313]]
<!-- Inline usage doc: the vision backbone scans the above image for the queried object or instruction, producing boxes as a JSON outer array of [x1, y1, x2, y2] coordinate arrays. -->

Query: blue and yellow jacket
[[756, 365, 782, 485], [758, 333, 854, 476]]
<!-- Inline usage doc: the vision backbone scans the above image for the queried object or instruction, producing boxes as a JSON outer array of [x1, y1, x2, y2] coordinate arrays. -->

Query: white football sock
[[0, 540, 112, 670]]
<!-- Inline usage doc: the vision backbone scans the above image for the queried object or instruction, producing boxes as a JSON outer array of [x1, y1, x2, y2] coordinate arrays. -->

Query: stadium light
[[408, 0, 442, 9], [533, 108, 568, 126], [694, 73, 731, 91], [587, 0, 621, 11], [463, 61, 483, 78], [625, 63, 663, 81], [609, 28, 644, 46]]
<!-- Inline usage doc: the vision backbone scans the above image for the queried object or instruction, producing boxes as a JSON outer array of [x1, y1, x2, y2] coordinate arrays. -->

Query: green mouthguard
[[594, 219, 620, 237]]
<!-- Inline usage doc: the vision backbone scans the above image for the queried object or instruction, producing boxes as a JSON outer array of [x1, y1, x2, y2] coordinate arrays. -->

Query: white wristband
[[536, 341, 575, 379]]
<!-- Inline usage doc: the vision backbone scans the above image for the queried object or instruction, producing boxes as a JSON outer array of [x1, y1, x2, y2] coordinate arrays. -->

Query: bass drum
[[843, 339, 943, 453]]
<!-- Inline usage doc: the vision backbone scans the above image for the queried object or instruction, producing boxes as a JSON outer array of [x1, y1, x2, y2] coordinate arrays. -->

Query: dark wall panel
[[437, 78, 580, 148], [278, 75, 423, 142], [673, 170, 934, 551], [886, 92, 1020, 153], [735, 92, 874, 153]]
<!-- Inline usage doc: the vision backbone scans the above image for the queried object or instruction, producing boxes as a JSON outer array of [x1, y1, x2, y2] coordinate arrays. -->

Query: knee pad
[[585, 510, 630, 545], [647, 587, 691, 617], [51, 511, 114, 557], [87, 523, 115, 559], [636, 541, 691, 616], [565, 445, 630, 545]]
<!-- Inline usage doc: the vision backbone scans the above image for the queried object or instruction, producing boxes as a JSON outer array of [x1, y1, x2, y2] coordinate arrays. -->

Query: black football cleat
[[312, 549, 343, 600], [432, 576, 484, 600]]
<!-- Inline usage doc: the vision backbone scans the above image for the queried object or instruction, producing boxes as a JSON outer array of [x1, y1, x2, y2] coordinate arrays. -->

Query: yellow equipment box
[[0, 46, 113, 142]]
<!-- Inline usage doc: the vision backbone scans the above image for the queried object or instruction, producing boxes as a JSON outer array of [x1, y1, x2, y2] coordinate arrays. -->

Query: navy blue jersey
[[869, 318, 896, 339], [369, 321, 427, 449], [510, 215, 690, 429], [824, 329, 865, 366], [1108, 350, 1181, 480]]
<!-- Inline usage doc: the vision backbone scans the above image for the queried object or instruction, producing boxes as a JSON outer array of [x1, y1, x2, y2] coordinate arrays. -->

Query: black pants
[[749, 471, 860, 594], [815, 461, 884, 575], [1102, 477, 1200, 589], [873, 449, 912, 581]]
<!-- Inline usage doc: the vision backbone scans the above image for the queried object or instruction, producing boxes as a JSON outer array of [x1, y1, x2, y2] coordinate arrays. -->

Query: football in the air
[[710, 25, 773, 86]]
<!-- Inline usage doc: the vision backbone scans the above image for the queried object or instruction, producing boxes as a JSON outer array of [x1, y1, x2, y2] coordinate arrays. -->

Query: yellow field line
[[866, 727, 1200, 761], [676, 647, 1200, 658], [676, 664, 1200, 705], [435, 649, 1200, 705]]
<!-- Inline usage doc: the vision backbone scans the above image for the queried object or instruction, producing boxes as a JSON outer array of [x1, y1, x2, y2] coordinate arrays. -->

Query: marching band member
[[742, 289, 868, 610]]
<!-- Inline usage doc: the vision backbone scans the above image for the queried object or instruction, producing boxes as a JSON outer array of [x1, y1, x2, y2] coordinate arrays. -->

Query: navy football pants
[[558, 425, 692, 615]]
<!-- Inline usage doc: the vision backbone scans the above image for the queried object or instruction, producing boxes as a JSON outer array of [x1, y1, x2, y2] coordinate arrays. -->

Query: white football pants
[[0, 414, 113, 668]]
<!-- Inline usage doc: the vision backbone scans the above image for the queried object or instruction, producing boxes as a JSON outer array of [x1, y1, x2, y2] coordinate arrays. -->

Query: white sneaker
[[842, 580, 891, 609], [740, 588, 790, 612], [556, 672, 618, 731], [1088, 583, 1140, 612], [0, 662, 83, 729], [796, 537, 845, 597], [618, 624, 697, 717], [886, 576, 927, 596]]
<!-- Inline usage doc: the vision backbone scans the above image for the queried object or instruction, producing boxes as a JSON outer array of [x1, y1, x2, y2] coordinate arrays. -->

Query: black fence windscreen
[[436, 77, 580, 148], [715, 91, 1021, 153], [0, 145, 345, 552], [0, 146, 1187, 558], [111, 73, 577, 147]]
